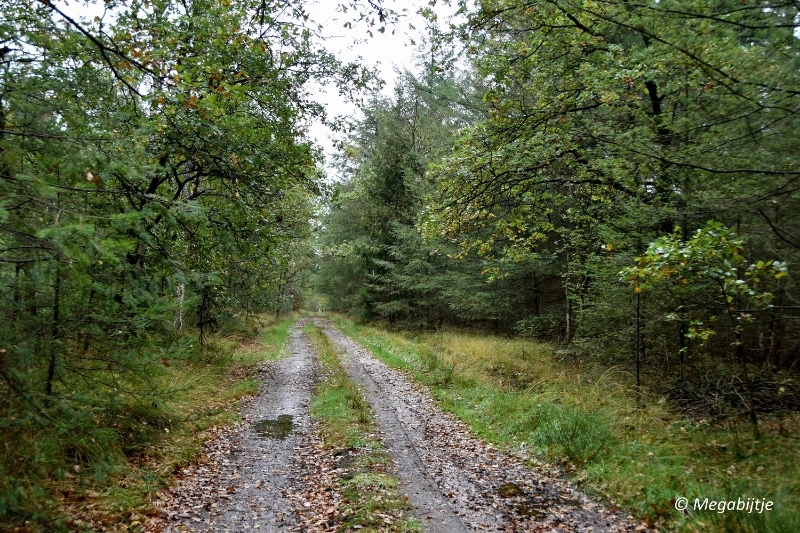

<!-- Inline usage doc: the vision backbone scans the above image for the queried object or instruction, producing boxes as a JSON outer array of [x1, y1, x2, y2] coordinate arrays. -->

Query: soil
[[318, 319, 637, 533], [154, 318, 322, 531], [150, 317, 641, 532]]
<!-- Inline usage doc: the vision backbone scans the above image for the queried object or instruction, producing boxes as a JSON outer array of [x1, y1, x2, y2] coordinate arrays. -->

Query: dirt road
[[157, 318, 321, 531], [319, 319, 635, 532], [155, 318, 637, 532]]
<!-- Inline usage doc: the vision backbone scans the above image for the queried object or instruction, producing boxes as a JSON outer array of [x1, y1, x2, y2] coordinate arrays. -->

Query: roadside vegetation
[[313, 4, 799, 532], [305, 325, 421, 532], [333, 315, 799, 533], [0, 314, 297, 532], [3, 0, 798, 531], [1, 0, 355, 527]]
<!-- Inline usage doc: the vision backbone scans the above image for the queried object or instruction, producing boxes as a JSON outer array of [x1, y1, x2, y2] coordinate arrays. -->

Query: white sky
[[303, 1, 458, 177]]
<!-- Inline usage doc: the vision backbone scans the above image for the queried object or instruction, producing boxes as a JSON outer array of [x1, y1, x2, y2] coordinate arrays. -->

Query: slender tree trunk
[[678, 221, 688, 382], [635, 290, 641, 388], [768, 288, 783, 367], [678, 313, 686, 382], [565, 288, 571, 343], [13, 264, 21, 308], [45, 254, 61, 398], [564, 251, 571, 343], [175, 282, 185, 333], [198, 286, 209, 348], [734, 316, 759, 440], [635, 238, 643, 388], [736, 218, 758, 438], [81, 289, 95, 353], [45, 184, 63, 399]]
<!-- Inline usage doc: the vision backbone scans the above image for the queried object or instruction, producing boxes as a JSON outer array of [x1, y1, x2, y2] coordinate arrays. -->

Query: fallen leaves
[[141, 320, 644, 533], [326, 325, 642, 532]]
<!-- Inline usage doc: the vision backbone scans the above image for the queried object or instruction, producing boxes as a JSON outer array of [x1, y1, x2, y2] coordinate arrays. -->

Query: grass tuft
[[532, 405, 616, 466]]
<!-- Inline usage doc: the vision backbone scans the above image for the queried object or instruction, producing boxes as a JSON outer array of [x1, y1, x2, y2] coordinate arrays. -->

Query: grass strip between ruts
[[305, 324, 421, 533]]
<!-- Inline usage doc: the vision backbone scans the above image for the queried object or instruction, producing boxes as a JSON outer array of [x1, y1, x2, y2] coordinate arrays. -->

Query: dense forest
[[1, 0, 798, 529], [315, 0, 799, 427], [0, 0, 366, 524]]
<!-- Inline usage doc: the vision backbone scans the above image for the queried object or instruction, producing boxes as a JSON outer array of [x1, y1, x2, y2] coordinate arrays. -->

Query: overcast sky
[[303, 1, 459, 176]]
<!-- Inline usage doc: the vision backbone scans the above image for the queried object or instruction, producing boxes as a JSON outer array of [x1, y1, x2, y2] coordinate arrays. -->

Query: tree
[[0, 0, 371, 523], [424, 1, 797, 338], [315, 65, 487, 325], [623, 221, 789, 434]]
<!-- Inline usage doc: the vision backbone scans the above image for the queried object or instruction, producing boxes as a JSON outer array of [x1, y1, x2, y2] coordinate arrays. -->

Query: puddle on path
[[515, 501, 546, 518], [497, 482, 524, 498], [253, 414, 294, 440], [516, 495, 581, 516], [497, 482, 582, 519]]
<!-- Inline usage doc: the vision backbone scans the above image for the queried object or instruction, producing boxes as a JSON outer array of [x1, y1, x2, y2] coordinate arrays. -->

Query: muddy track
[[158, 318, 321, 532], [155, 318, 638, 532], [319, 319, 637, 532]]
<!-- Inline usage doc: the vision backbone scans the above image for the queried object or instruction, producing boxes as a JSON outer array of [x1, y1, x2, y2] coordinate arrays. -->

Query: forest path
[[157, 317, 324, 532], [154, 317, 636, 532], [318, 318, 637, 532]]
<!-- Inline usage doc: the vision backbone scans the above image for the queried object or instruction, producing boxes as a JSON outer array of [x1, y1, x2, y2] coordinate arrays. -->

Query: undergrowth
[[0, 313, 299, 532], [333, 315, 799, 533], [305, 324, 420, 533]]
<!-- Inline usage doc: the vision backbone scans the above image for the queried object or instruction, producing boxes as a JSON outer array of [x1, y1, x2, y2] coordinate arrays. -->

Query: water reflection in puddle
[[497, 482, 524, 497], [253, 414, 294, 439]]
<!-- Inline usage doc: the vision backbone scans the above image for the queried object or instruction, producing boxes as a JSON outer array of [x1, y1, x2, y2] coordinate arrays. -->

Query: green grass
[[305, 324, 421, 533], [0, 313, 300, 532], [332, 315, 800, 533]]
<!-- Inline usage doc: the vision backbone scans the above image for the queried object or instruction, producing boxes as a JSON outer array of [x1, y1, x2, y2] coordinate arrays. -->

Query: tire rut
[[159, 318, 321, 532], [320, 324, 470, 533], [318, 319, 637, 532]]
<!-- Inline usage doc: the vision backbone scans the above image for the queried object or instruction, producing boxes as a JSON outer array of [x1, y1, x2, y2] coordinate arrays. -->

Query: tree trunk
[[736, 322, 759, 440], [45, 255, 61, 398], [564, 251, 572, 343], [635, 290, 641, 388], [175, 282, 185, 333]]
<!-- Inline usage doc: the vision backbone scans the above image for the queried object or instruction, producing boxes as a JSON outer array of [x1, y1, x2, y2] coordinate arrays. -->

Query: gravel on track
[[319, 319, 638, 533], [149, 317, 642, 532], [153, 318, 331, 532]]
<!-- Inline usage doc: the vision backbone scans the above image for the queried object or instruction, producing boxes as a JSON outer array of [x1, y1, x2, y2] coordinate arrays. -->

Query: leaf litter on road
[[147, 318, 645, 532]]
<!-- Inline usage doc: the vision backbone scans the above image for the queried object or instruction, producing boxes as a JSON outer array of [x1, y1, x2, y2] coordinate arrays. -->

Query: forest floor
[[148, 317, 638, 532]]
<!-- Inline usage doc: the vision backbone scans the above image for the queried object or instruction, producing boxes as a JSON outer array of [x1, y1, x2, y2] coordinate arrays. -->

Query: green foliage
[[627, 222, 788, 305], [405, 0, 800, 396], [0, 0, 369, 525], [315, 68, 552, 330], [315, 72, 449, 322], [623, 221, 789, 343], [0, 314, 296, 529], [532, 405, 616, 467], [336, 315, 800, 531]]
